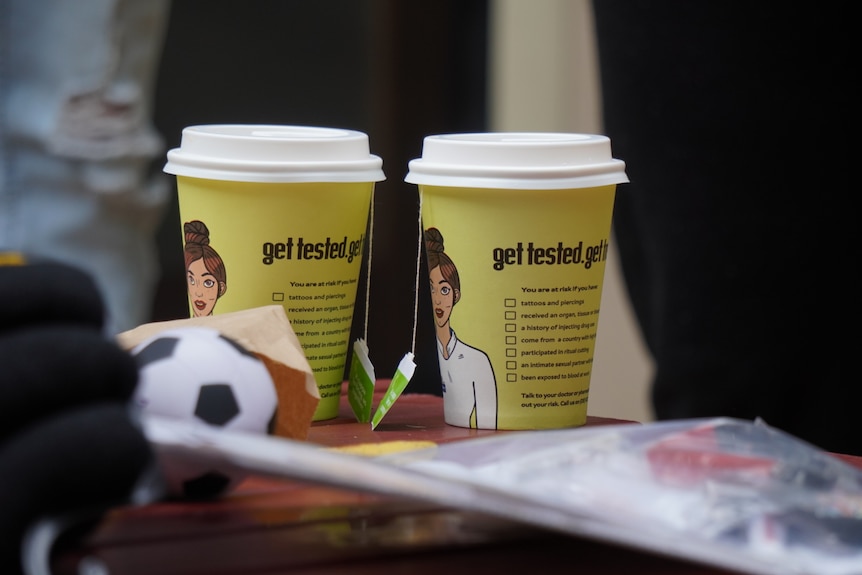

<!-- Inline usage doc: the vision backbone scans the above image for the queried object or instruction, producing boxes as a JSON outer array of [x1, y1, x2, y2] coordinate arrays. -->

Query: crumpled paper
[[117, 305, 319, 440]]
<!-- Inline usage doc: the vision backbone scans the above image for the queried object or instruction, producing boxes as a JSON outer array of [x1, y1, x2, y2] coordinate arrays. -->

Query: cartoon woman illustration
[[425, 227, 497, 429], [183, 220, 227, 317]]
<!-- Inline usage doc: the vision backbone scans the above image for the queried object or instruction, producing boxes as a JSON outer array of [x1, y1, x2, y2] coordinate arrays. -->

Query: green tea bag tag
[[347, 338, 376, 422], [368, 192, 421, 429], [371, 352, 416, 430]]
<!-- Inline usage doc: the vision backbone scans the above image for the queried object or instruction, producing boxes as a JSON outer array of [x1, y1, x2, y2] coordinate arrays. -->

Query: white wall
[[489, 0, 654, 422]]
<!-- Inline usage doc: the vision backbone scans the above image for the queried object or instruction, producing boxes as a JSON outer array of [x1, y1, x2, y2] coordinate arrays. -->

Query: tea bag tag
[[347, 338, 376, 423], [369, 192, 424, 430], [371, 352, 416, 430]]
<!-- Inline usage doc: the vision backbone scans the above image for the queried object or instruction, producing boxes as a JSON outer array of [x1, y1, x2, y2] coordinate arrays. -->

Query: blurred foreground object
[[0, 257, 154, 575], [131, 326, 278, 499]]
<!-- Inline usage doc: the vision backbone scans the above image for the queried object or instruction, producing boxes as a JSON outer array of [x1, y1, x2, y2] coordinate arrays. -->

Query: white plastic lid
[[405, 132, 628, 189], [164, 124, 386, 183]]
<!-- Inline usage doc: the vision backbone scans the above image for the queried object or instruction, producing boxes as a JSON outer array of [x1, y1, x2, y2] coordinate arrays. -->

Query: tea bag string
[[361, 188, 374, 341], [411, 190, 423, 353], [360, 187, 421, 354]]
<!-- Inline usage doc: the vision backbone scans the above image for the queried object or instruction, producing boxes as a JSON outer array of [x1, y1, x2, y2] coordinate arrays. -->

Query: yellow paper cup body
[[406, 133, 627, 430], [165, 125, 385, 421]]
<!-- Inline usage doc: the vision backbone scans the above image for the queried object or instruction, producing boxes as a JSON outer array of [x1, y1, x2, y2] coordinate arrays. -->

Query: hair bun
[[424, 227, 445, 255], [183, 220, 210, 246]]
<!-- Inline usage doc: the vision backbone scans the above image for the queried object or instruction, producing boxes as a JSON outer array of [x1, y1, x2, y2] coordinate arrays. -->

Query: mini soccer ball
[[131, 326, 278, 499]]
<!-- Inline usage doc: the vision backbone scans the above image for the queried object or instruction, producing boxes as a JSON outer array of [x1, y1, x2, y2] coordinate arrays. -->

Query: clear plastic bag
[[142, 415, 862, 575], [384, 418, 862, 575]]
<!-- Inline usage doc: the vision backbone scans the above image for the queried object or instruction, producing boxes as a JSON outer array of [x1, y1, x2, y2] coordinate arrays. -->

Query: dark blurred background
[[150, 0, 489, 394]]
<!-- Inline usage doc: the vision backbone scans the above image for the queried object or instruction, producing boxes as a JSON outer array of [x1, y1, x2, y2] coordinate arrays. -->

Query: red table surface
[[52, 385, 862, 575]]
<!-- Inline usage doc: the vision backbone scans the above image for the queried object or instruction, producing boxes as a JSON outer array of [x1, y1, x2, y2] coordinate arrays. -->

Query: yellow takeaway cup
[[406, 133, 627, 430], [164, 124, 385, 421]]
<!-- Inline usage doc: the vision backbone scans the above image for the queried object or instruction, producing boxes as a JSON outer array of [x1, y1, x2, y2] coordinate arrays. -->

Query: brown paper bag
[[118, 305, 319, 440]]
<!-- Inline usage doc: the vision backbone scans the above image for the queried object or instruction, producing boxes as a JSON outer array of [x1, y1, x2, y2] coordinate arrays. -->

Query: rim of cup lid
[[164, 124, 386, 183], [405, 132, 628, 190]]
